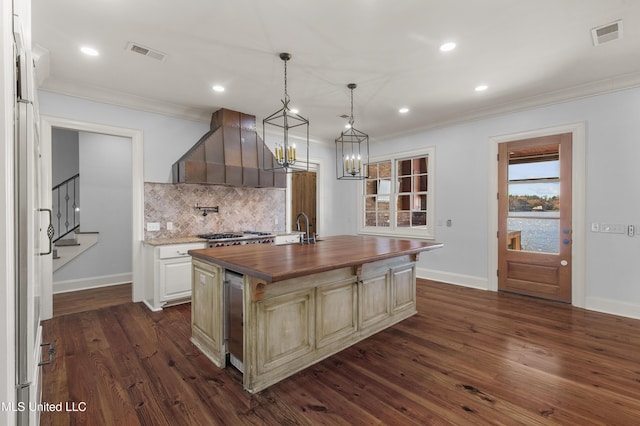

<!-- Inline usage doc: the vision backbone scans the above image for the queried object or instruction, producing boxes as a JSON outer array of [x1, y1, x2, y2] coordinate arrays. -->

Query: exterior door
[[498, 133, 572, 302], [291, 171, 317, 234]]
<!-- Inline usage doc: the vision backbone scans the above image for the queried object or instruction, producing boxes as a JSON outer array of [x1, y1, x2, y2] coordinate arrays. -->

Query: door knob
[[560, 260, 568, 266]]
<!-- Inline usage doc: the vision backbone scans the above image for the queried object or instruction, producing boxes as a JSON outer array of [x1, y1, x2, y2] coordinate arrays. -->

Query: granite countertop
[[144, 231, 304, 246], [143, 237, 208, 246]]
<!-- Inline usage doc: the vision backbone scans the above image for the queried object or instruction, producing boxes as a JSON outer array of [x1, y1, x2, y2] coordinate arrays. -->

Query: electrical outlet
[[591, 222, 599, 232], [166, 222, 173, 230], [147, 222, 160, 231], [629, 225, 635, 237], [275, 216, 279, 225]]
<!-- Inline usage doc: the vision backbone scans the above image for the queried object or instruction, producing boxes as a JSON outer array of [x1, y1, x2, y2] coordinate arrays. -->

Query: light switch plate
[[147, 222, 160, 231]]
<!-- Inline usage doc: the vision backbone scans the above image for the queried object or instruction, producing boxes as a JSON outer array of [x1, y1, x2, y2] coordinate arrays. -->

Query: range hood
[[172, 108, 286, 188]]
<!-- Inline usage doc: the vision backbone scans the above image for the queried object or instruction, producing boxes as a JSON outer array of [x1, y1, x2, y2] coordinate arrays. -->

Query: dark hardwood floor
[[52, 283, 132, 317], [40, 279, 640, 425]]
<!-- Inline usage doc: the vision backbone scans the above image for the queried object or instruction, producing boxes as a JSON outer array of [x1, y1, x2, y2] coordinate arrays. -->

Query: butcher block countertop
[[188, 235, 443, 283]]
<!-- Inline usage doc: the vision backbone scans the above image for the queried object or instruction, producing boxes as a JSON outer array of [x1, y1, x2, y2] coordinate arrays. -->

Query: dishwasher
[[226, 270, 244, 373]]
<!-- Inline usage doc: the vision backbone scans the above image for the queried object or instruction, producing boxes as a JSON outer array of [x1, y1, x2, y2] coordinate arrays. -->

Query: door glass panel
[[507, 145, 560, 253]]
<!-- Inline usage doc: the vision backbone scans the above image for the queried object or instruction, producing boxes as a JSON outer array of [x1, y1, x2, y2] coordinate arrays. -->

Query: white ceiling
[[32, 0, 640, 144]]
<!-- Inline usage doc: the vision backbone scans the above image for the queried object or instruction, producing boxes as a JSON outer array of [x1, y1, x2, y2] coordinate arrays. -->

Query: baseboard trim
[[418, 268, 640, 320], [417, 267, 489, 290], [53, 272, 132, 294], [142, 299, 163, 312], [586, 297, 640, 321]]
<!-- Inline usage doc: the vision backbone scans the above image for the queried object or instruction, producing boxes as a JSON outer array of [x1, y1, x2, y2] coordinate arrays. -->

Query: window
[[359, 147, 435, 239]]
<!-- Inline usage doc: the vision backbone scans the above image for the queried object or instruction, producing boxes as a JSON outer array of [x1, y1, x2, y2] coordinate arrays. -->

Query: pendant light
[[262, 53, 309, 173], [336, 83, 369, 180]]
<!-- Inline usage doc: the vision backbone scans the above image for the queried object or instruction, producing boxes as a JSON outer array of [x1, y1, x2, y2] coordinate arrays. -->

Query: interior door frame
[[39, 115, 144, 320], [488, 122, 586, 308]]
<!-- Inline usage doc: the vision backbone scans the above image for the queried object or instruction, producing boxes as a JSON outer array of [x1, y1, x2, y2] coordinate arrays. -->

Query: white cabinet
[[143, 242, 206, 311]]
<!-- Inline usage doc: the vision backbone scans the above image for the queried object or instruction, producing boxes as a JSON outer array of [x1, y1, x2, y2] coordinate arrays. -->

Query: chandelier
[[263, 53, 309, 173], [336, 83, 369, 180]]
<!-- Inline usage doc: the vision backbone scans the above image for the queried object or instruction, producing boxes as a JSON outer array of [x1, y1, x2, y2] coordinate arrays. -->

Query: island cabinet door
[[358, 270, 391, 330], [391, 264, 417, 314], [315, 278, 358, 349], [254, 288, 315, 375], [191, 260, 224, 367]]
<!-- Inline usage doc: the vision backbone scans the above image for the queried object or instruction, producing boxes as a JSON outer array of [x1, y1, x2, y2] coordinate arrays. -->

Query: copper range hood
[[172, 108, 285, 188]]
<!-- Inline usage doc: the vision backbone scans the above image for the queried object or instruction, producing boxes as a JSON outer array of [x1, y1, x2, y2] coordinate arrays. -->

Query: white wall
[[51, 127, 78, 186], [372, 86, 640, 317], [53, 132, 132, 286], [38, 90, 210, 182]]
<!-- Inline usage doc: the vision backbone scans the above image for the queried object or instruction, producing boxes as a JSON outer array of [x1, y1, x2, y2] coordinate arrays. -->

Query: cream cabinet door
[[391, 264, 416, 314], [315, 278, 357, 349], [191, 260, 224, 366], [255, 288, 314, 374], [358, 271, 391, 330]]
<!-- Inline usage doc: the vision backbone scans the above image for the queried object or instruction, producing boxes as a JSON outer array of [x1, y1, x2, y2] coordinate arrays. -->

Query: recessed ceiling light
[[80, 46, 99, 56], [475, 84, 488, 92], [212, 85, 225, 92], [439, 42, 456, 52], [399, 107, 410, 114]]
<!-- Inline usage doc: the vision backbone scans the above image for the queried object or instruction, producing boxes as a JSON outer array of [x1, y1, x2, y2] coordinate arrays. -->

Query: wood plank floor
[[53, 283, 132, 317], [40, 279, 640, 425]]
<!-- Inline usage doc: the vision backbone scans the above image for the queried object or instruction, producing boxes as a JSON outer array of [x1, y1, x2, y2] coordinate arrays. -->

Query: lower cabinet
[[255, 288, 315, 374], [315, 278, 358, 349], [391, 264, 416, 314], [243, 257, 417, 393], [190, 254, 419, 393], [359, 270, 391, 331], [143, 242, 206, 311], [190, 259, 225, 367]]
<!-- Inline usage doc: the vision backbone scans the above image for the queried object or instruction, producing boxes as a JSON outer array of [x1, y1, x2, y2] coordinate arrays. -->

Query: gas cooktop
[[197, 231, 274, 241], [197, 233, 243, 240]]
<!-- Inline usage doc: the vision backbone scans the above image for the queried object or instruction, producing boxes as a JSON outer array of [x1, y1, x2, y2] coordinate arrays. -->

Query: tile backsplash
[[144, 183, 285, 240]]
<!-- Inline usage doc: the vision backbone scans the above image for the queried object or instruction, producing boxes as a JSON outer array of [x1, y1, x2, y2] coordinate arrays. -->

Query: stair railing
[[52, 173, 80, 243]]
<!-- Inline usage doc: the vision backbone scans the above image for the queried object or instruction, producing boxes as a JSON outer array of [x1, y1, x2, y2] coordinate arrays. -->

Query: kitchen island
[[188, 235, 443, 393]]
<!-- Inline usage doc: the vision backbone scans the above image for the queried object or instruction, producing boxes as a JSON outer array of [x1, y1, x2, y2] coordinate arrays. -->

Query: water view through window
[[507, 146, 560, 253]]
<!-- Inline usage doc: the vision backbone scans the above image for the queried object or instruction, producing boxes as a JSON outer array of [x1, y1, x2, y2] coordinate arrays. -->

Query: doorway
[[291, 171, 317, 234], [498, 133, 572, 302], [488, 122, 586, 308], [39, 116, 144, 320]]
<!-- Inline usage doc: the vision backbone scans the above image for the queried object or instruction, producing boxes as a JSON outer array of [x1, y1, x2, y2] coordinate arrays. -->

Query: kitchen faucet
[[295, 212, 316, 245]]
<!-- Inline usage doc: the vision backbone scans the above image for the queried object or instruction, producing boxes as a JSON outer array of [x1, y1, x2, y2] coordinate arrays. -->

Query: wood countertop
[[189, 235, 443, 283]]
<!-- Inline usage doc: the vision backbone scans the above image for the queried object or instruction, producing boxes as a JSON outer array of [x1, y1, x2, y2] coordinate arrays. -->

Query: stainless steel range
[[197, 231, 275, 248]]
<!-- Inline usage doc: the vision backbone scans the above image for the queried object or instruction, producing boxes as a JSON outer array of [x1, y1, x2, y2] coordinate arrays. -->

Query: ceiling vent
[[125, 42, 166, 61], [591, 20, 623, 46]]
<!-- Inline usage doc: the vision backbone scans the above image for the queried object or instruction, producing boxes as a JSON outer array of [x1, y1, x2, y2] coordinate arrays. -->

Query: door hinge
[[497, 153, 499, 161], [497, 269, 499, 277]]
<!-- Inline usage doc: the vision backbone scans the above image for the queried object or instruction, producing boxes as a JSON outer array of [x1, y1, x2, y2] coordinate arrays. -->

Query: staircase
[[52, 231, 99, 272]]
